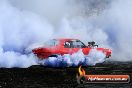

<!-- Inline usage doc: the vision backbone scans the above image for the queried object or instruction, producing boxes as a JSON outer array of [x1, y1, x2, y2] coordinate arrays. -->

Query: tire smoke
[[0, 0, 131, 68], [39, 49, 105, 67]]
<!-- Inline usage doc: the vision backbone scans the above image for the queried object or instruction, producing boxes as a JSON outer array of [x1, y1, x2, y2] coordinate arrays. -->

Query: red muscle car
[[32, 39, 112, 59]]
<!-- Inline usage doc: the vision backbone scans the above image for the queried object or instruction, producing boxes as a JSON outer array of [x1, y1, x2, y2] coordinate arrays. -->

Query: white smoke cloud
[[97, 0, 132, 61], [0, 49, 38, 68], [9, 0, 79, 25], [40, 49, 105, 67], [9, 0, 110, 45], [0, 0, 55, 68], [0, 0, 106, 68], [0, 0, 131, 68]]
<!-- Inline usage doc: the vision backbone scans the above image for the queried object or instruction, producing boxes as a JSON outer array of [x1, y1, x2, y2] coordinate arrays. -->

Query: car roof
[[53, 38, 79, 45], [54, 38, 78, 42]]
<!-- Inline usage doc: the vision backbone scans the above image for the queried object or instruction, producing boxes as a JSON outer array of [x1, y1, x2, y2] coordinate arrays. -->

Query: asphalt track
[[0, 61, 131, 88]]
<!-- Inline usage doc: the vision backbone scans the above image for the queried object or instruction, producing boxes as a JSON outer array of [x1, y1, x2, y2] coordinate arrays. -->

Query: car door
[[63, 40, 84, 54], [62, 41, 73, 55], [71, 40, 91, 55]]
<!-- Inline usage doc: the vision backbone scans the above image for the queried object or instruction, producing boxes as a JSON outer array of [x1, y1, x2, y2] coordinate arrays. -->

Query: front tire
[[49, 54, 60, 58]]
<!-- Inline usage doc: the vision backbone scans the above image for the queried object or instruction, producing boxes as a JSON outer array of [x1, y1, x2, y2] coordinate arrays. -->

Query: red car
[[32, 39, 112, 59]]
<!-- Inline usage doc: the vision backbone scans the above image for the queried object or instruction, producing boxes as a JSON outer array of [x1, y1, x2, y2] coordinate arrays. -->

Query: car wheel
[[49, 54, 60, 58]]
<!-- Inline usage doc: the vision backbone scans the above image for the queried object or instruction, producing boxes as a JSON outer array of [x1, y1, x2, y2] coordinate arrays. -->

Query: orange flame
[[78, 66, 86, 76]]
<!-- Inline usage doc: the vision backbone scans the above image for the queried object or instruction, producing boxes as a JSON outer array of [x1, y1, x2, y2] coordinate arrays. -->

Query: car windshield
[[64, 40, 86, 48], [44, 39, 59, 47]]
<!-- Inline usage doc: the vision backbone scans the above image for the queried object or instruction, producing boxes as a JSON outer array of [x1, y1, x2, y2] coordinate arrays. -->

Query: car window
[[64, 41, 72, 48], [64, 40, 86, 48], [72, 40, 86, 48]]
